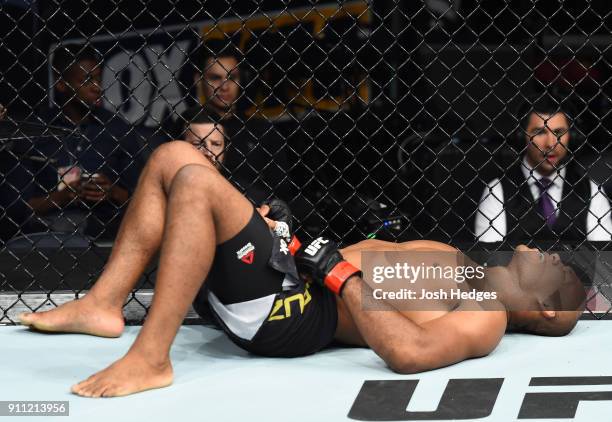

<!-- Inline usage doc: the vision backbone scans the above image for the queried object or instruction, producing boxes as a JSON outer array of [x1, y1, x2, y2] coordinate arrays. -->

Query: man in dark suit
[[475, 94, 612, 242]]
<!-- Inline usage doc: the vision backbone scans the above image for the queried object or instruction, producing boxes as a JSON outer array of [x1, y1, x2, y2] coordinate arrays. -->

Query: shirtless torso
[[334, 239, 508, 368]]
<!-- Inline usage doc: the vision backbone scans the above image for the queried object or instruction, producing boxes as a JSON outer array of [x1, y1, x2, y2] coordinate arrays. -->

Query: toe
[[73, 378, 98, 397], [18, 313, 34, 325], [71, 383, 86, 396], [73, 377, 95, 392], [101, 385, 117, 398], [90, 384, 107, 398], [72, 386, 90, 398], [81, 382, 99, 398]]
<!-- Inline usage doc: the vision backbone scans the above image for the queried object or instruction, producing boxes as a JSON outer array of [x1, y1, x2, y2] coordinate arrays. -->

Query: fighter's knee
[[147, 142, 217, 185], [150, 141, 199, 162], [172, 163, 219, 190], [149, 141, 212, 167]]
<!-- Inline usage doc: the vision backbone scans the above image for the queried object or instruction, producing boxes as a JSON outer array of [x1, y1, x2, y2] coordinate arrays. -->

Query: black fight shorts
[[192, 208, 337, 357]]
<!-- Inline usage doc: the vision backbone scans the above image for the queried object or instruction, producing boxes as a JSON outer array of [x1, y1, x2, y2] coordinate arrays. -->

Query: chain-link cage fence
[[1, 0, 611, 323]]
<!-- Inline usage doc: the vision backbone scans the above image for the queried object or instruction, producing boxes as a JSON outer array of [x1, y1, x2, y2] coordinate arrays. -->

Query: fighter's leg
[[19, 142, 218, 336], [72, 163, 254, 397]]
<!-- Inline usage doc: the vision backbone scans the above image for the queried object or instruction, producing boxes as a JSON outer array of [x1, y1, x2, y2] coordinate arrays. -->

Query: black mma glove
[[261, 198, 301, 278], [261, 198, 293, 241], [295, 236, 362, 296]]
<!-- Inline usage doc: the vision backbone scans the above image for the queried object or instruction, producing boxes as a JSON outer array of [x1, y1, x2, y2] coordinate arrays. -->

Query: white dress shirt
[[475, 157, 612, 241]]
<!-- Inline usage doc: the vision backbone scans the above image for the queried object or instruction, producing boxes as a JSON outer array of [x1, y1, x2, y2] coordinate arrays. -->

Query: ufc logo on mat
[[305, 237, 329, 256], [349, 377, 612, 420]]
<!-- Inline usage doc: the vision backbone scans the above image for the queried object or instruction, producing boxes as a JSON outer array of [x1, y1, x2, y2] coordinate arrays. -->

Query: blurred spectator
[[177, 107, 226, 168], [23, 44, 141, 239], [173, 40, 292, 203], [475, 94, 612, 242], [195, 41, 242, 120], [176, 106, 268, 203]]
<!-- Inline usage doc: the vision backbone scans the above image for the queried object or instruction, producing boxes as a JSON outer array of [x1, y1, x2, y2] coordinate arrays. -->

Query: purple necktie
[[536, 177, 557, 227]]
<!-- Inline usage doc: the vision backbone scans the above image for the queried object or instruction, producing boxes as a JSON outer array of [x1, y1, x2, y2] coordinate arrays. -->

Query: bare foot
[[71, 353, 173, 397], [18, 296, 124, 338]]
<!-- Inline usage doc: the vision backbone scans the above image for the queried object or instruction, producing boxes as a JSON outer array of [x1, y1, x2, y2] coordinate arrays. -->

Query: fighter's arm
[[340, 276, 507, 373]]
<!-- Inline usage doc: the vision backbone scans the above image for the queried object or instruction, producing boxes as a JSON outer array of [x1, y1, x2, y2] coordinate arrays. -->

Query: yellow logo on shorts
[[267, 283, 312, 321]]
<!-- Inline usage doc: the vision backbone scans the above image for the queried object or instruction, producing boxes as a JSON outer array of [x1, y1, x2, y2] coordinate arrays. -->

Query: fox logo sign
[[305, 237, 330, 256]]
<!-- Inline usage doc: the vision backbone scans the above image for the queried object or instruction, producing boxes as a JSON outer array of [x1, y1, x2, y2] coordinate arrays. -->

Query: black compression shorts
[[192, 207, 338, 357]]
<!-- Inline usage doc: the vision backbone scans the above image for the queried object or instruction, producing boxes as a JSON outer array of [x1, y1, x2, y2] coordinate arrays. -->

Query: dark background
[[2, 0, 612, 244]]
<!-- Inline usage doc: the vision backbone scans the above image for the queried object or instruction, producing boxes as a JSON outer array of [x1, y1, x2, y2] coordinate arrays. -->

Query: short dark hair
[[517, 92, 576, 133], [196, 39, 243, 71], [52, 44, 101, 80], [178, 106, 223, 138]]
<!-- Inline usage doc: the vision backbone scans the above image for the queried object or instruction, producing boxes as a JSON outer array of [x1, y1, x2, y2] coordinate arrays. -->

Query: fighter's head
[[502, 245, 586, 336]]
